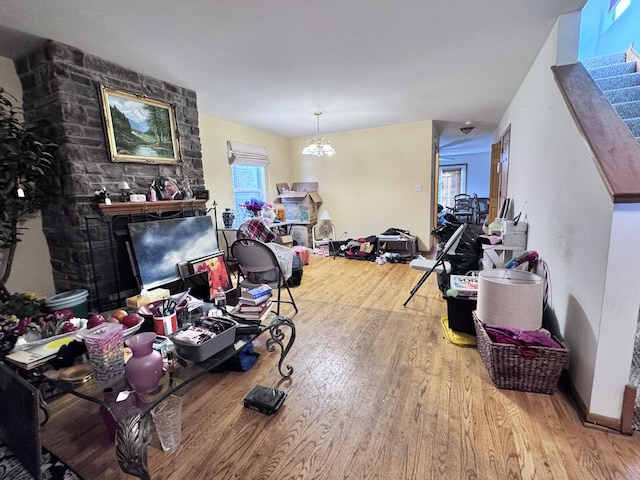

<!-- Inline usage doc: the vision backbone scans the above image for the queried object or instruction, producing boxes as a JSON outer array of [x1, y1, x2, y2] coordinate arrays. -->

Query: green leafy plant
[[0, 291, 46, 319], [0, 87, 58, 298]]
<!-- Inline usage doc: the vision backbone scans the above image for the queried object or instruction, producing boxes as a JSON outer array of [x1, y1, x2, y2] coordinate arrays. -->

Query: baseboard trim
[[564, 372, 630, 434]]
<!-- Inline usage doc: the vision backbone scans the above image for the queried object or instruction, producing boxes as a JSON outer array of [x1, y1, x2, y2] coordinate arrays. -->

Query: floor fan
[[312, 209, 335, 251]]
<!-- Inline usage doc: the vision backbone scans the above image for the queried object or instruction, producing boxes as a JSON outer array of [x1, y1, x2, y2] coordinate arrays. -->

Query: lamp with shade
[[117, 181, 131, 202]]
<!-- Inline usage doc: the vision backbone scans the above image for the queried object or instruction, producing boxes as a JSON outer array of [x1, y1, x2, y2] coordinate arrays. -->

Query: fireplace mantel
[[92, 199, 208, 217]]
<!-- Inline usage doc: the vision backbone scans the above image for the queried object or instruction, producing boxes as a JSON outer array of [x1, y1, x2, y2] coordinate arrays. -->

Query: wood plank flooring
[[40, 255, 640, 479]]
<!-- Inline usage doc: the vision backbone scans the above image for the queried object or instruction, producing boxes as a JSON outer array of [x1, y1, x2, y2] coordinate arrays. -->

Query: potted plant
[[0, 87, 58, 300]]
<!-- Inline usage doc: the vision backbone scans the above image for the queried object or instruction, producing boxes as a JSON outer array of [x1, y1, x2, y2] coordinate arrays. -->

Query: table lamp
[[117, 181, 131, 202]]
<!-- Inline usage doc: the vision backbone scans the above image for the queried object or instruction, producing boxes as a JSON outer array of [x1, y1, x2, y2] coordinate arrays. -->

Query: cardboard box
[[275, 182, 322, 222], [290, 224, 314, 247], [276, 234, 294, 247]]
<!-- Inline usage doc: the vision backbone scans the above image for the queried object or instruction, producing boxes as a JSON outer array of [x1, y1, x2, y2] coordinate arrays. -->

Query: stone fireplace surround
[[15, 40, 206, 310]]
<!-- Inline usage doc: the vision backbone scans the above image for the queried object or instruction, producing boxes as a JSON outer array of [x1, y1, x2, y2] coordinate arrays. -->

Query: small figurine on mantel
[[92, 187, 111, 205]]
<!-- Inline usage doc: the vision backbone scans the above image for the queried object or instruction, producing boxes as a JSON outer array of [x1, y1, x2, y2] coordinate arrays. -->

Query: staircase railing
[[552, 62, 640, 203]]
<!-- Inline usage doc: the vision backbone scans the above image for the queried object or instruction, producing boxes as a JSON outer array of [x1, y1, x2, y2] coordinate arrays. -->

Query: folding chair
[[231, 238, 298, 314], [403, 223, 467, 307]]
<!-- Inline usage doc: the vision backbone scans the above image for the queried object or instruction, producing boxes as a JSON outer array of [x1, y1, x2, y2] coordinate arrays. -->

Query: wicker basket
[[473, 313, 568, 394]]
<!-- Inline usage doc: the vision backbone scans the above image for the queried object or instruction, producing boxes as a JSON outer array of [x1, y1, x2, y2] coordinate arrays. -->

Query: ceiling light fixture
[[302, 112, 335, 156], [459, 120, 475, 135]]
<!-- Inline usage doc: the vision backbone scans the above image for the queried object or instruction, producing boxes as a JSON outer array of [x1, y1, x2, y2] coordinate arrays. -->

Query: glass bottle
[[148, 180, 158, 202], [214, 287, 226, 309]]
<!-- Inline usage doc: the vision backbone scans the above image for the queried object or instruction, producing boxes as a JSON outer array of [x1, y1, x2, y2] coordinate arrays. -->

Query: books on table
[[241, 284, 272, 300], [238, 292, 272, 306], [233, 300, 273, 324]]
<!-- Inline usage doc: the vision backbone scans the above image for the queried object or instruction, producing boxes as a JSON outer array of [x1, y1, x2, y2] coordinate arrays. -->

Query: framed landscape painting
[[99, 85, 181, 164]]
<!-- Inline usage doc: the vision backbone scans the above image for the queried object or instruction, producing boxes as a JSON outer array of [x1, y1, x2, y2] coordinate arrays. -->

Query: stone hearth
[[15, 40, 205, 310]]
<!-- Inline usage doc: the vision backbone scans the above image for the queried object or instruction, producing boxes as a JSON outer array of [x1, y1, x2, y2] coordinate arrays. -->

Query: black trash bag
[[431, 223, 483, 275], [287, 255, 303, 287]]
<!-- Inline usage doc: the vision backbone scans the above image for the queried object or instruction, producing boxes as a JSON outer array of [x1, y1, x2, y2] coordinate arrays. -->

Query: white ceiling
[[0, 0, 584, 155]]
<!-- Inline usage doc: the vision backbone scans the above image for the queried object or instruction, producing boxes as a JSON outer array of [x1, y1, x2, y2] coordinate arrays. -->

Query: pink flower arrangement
[[16, 308, 77, 337]]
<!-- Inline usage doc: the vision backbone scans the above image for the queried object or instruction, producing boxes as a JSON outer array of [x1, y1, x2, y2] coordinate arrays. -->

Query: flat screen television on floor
[[128, 216, 219, 290]]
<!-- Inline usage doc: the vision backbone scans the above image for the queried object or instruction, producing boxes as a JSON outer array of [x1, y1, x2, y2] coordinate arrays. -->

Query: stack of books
[[234, 284, 273, 323]]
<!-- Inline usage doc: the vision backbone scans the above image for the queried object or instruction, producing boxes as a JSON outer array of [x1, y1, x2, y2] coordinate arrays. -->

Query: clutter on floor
[[292, 245, 310, 265]]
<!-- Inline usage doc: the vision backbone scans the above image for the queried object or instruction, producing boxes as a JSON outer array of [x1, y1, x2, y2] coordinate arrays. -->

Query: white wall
[[498, 12, 640, 420], [289, 121, 435, 251], [0, 56, 55, 296], [439, 152, 491, 198]]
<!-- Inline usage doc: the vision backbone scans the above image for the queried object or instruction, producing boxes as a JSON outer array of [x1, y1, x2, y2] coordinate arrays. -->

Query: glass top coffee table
[[43, 305, 296, 480]]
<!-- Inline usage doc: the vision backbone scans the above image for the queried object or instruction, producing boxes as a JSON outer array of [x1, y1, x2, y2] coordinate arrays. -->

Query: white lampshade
[[319, 209, 331, 221], [477, 269, 544, 330], [117, 181, 131, 191]]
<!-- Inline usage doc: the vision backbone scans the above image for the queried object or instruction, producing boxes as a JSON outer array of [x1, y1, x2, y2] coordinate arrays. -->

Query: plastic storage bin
[[446, 296, 477, 335], [44, 289, 89, 318], [170, 319, 236, 362]]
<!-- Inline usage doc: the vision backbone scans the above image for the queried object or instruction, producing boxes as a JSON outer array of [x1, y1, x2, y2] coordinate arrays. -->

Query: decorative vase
[[124, 332, 163, 393], [222, 208, 235, 228]]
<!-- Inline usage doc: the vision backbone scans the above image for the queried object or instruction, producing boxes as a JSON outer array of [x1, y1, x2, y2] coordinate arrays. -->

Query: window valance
[[227, 140, 270, 167]]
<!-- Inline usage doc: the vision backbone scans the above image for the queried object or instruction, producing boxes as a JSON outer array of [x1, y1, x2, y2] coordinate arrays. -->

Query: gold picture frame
[[99, 85, 181, 164]]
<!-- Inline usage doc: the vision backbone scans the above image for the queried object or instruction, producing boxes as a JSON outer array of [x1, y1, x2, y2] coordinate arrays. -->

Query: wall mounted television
[[128, 216, 219, 290]]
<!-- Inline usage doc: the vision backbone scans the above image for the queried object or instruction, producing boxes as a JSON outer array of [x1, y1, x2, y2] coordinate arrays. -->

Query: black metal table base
[[266, 315, 296, 377]]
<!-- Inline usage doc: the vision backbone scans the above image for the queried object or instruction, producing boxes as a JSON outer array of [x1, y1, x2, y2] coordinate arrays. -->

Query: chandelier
[[302, 112, 336, 156]]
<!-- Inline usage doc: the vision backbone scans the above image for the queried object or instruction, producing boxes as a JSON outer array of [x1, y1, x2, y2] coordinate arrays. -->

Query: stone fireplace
[[15, 40, 206, 310]]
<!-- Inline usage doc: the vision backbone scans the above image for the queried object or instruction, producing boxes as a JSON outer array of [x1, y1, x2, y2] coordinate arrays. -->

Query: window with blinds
[[438, 164, 467, 209], [227, 141, 269, 223]]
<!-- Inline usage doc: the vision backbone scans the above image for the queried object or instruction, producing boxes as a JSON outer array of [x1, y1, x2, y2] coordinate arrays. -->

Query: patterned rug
[[0, 444, 82, 480]]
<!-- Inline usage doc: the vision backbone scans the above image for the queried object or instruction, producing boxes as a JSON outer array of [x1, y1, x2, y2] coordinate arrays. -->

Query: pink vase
[[125, 332, 163, 393]]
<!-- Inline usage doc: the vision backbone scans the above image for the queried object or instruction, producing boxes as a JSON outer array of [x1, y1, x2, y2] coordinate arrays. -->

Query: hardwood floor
[[40, 255, 640, 479]]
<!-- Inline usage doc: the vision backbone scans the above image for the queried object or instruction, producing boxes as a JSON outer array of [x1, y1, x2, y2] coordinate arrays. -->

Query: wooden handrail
[[552, 62, 640, 203]]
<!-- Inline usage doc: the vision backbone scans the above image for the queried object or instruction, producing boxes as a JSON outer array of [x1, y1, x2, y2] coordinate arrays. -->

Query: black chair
[[453, 194, 474, 223], [473, 194, 489, 225], [231, 238, 298, 315]]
